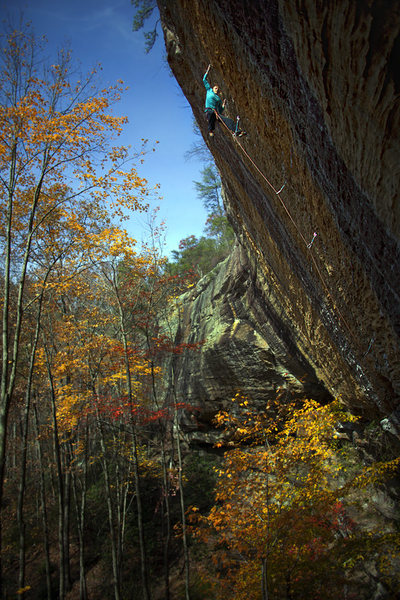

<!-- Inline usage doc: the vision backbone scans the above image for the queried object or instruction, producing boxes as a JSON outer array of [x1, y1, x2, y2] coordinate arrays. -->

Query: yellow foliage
[[16, 587, 31, 595], [192, 396, 400, 599]]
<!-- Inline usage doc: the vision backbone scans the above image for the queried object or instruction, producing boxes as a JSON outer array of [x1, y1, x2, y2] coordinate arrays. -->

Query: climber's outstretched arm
[[203, 64, 211, 90]]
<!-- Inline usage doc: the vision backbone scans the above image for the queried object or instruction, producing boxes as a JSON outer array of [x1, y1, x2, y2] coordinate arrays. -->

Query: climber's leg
[[218, 114, 247, 137], [206, 109, 216, 135], [218, 115, 236, 131]]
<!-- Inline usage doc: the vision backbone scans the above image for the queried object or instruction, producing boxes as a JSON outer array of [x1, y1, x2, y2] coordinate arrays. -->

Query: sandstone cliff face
[[157, 1, 400, 432], [162, 244, 331, 441]]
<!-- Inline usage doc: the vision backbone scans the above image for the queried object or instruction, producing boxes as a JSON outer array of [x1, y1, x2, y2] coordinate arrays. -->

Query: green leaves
[[167, 164, 234, 281], [132, 0, 159, 53]]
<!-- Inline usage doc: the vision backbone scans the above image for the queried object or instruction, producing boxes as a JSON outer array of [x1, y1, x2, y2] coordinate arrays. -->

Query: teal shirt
[[203, 73, 224, 114]]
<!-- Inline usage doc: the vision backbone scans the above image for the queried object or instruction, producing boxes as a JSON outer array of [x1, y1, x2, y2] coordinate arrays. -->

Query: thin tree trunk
[[173, 407, 190, 600], [111, 271, 151, 600], [17, 277, 48, 596], [33, 403, 52, 600], [44, 344, 66, 600], [79, 432, 88, 600], [262, 437, 271, 600], [169, 353, 191, 600], [114, 432, 123, 578], [95, 404, 121, 600], [70, 427, 88, 600], [261, 558, 268, 600], [17, 392, 30, 597], [147, 332, 171, 600], [63, 459, 72, 591], [130, 424, 151, 600], [0, 143, 18, 599], [113, 430, 131, 585], [160, 435, 171, 600], [118, 456, 131, 586]]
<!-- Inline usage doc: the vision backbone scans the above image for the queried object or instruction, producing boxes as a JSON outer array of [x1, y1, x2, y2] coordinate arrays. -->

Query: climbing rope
[[214, 110, 365, 356], [215, 110, 311, 251], [221, 113, 286, 196]]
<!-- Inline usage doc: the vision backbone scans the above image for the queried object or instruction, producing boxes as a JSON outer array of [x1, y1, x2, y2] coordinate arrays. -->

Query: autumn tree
[[36, 268, 116, 599], [30, 244, 156, 600], [191, 396, 400, 600], [0, 23, 150, 595], [25, 223, 201, 598], [97, 224, 206, 600]]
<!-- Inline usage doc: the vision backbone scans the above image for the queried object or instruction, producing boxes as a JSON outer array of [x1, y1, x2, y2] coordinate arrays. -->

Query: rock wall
[[157, 0, 400, 432], [162, 244, 332, 442]]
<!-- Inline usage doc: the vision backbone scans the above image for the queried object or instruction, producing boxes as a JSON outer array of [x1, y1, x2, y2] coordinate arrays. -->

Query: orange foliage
[[190, 396, 400, 599]]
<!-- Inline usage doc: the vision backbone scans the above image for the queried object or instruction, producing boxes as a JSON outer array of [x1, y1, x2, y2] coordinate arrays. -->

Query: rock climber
[[203, 64, 246, 138]]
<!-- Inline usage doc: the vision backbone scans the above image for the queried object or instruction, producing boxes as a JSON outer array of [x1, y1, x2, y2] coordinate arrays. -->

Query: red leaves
[[91, 393, 199, 426], [149, 334, 204, 356], [178, 235, 198, 250]]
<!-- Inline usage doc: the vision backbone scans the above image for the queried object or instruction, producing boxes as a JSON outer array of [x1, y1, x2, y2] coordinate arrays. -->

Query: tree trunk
[[149, 347, 171, 600], [70, 428, 88, 600], [33, 403, 53, 600], [262, 437, 271, 600], [17, 393, 30, 597], [112, 271, 151, 600], [261, 558, 269, 600], [44, 344, 66, 600], [95, 404, 121, 600], [113, 430, 131, 585], [130, 425, 151, 600], [17, 280, 48, 596], [174, 407, 190, 600], [63, 460, 72, 591], [160, 435, 171, 600]]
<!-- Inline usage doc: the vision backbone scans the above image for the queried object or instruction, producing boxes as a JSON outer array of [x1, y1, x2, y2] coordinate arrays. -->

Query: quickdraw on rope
[[213, 109, 365, 355], [214, 110, 307, 245], [363, 336, 375, 358], [307, 232, 318, 249]]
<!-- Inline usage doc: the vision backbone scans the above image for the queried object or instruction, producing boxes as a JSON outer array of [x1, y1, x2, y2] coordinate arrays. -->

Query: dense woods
[[1, 22, 399, 600], [0, 24, 226, 599]]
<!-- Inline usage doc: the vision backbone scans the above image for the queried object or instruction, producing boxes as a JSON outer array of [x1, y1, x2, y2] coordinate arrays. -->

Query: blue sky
[[1, 0, 208, 255]]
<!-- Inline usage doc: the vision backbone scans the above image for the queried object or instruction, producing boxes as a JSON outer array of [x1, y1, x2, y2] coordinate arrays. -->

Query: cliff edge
[[157, 0, 400, 432]]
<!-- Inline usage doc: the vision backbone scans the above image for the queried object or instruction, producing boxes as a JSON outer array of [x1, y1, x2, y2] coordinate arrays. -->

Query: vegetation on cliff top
[[166, 163, 235, 281]]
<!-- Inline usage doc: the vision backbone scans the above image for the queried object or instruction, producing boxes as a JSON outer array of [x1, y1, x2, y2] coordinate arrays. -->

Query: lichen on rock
[[161, 244, 332, 441]]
